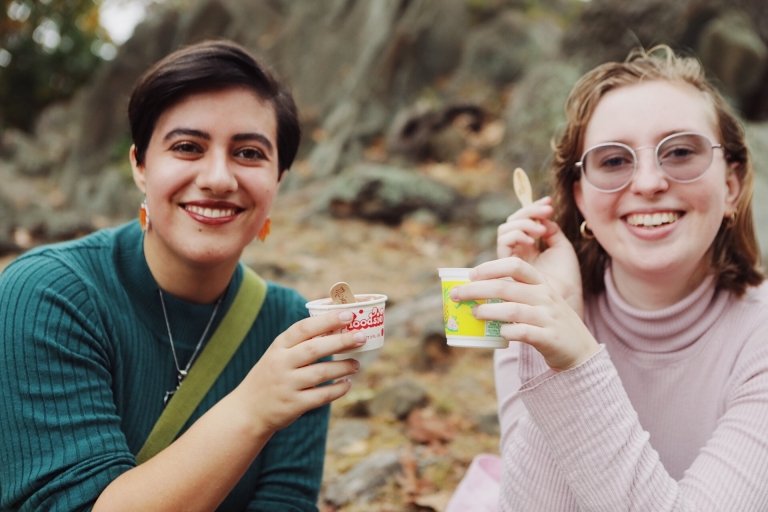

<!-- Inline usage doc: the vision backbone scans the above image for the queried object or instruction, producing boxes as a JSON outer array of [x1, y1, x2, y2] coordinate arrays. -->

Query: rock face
[[2, 0, 768, 266]]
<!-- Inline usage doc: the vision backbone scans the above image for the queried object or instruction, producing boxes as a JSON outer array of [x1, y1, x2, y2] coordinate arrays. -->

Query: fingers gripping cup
[[438, 268, 507, 349], [305, 294, 388, 354]]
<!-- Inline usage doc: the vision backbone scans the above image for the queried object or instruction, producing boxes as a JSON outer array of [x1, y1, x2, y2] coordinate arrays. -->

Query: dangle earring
[[139, 197, 151, 231], [579, 220, 594, 239], [257, 217, 271, 242]]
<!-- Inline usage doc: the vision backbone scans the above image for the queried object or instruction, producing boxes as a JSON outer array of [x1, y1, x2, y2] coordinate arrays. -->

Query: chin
[[184, 247, 241, 267]]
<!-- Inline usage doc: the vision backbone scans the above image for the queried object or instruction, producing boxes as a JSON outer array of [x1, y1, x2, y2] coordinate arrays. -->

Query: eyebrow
[[163, 128, 275, 156], [163, 128, 210, 141], [233, 132, 275, 155]]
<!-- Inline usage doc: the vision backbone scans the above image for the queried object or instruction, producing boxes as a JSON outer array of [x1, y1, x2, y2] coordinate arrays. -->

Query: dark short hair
[[128, 39, 300, 177]]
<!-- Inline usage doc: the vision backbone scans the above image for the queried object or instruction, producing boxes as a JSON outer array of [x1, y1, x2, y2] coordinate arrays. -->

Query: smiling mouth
[[625, 212, 681, 227], [183, 204, 241, 219]]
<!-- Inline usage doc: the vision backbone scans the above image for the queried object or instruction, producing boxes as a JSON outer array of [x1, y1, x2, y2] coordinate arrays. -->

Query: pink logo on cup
[[346, 307, 384, 331]]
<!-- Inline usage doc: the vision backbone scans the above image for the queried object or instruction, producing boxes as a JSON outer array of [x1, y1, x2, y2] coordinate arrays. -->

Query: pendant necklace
[[159, 289, 223, 405]]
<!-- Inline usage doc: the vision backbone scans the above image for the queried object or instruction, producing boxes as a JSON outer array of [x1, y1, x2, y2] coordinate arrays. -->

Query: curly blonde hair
[[551, 45, 763, 297]]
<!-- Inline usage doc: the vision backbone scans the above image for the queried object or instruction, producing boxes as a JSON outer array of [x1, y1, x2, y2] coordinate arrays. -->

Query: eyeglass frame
[[574, 131, 724, 193]]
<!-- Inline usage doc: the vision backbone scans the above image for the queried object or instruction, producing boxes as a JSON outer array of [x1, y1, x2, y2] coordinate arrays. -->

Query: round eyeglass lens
[[657, 133, 714, 182], [582, 143, 635, 191]]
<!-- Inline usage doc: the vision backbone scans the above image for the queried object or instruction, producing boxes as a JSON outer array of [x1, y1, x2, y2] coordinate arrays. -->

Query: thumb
[[540, 219, 570, 249]]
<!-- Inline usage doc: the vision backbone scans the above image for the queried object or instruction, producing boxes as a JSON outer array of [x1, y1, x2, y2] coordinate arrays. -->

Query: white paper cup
[[438, 268, 506, 349], [305, 294, 387, 354]]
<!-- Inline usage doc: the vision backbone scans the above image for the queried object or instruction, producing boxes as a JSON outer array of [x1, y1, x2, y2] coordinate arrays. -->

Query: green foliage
[[0, 0, 113, 132]]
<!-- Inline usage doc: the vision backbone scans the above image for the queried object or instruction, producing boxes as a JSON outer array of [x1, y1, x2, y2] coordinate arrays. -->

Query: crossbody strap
[[136, 267, 267, 464]]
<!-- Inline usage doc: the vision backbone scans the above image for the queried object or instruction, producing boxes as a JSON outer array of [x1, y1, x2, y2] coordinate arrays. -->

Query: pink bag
[[445, 453, 501, 512]]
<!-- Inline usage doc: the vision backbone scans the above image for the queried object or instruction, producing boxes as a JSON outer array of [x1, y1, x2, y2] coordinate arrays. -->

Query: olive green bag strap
[[136, 267, 267, 464]]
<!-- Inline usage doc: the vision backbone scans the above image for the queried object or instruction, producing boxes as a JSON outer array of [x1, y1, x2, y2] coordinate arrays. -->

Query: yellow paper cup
[[438, 268, 506, 349], [305, 294, 387, 354]]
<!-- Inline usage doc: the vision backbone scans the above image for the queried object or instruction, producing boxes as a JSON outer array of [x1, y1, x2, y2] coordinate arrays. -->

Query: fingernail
[[353, 332, 366, 344], [338, 311, 353, 322]]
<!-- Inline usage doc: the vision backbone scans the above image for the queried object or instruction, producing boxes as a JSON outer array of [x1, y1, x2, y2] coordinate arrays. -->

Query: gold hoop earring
[[579, 220, 594, 239], [725, 211, 737, 227]]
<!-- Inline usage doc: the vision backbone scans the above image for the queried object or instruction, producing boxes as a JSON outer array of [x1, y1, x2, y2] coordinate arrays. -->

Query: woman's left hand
[[451, 257, 600, 371]]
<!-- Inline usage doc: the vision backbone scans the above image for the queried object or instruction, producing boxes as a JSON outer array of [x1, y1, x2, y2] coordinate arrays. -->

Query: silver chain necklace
[[158, 289, 223, 405]]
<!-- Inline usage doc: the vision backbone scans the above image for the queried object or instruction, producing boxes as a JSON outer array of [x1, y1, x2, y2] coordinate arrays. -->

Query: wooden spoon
[[330, 281, 357, 304], [513, 167, 533, 207]]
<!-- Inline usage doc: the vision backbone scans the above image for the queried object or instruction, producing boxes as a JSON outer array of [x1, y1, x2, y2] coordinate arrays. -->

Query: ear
[[724, 162, 741, 215], [130, 145, 146, 194]]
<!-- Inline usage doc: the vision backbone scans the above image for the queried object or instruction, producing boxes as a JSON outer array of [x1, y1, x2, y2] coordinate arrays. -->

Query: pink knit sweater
[[494, 271, 768, 511]]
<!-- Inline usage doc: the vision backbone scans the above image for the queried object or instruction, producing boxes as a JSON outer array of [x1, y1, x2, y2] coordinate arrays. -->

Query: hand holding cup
[[305, 282, 387, 355]]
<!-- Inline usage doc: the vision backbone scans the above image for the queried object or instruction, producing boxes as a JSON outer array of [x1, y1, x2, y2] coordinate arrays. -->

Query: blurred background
[[2, 0, 767, 510]]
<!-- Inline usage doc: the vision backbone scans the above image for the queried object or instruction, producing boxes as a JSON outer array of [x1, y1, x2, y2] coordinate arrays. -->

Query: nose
[[195, 149, 238, 194], [628, 146, 669, 195]]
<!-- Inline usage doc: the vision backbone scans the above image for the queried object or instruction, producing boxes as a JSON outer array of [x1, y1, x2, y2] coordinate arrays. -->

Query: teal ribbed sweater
[[0, 222, 328, 511]]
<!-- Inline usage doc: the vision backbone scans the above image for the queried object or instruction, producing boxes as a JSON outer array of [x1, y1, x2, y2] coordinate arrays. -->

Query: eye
[[658, 134, 710, 164], [601, 155, 633, 169], [234, 146, 268, 162], [588, 146, 633, 172], [170, 141, 203, 156], [659, 144, 696, 162]]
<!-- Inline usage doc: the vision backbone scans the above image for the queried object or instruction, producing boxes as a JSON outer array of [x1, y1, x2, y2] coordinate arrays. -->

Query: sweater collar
[[115, 221, 243, 349], [592, 266, 729, 354]]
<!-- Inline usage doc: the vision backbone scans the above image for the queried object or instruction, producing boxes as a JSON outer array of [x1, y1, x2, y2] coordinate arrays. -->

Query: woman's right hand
[[497, 197, 583, 316], [235, 311, 364, 434]]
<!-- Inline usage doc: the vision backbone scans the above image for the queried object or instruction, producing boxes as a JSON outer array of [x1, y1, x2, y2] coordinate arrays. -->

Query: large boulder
[[494, 61, 583, 193], [314, 163, 461, 225], [697, 11, 768, 112]]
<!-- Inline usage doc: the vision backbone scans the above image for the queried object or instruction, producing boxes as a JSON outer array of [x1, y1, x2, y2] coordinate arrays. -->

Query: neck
[[143, 233, 237, 303], [610, 261, 711, 310]]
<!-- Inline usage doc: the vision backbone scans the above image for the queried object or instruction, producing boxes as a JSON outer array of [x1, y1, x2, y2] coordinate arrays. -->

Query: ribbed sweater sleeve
[[0, 247, 131, 511], [496, 280, 768, 511]]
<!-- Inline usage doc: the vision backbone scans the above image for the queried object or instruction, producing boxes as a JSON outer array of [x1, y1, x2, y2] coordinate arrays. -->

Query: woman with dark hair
[[0, 40, 361, 511], [451, 46, 768, 510]]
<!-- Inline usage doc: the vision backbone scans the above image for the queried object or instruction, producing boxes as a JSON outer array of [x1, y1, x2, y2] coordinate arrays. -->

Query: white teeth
[[185, 205, 236, 219], [626, 212, 680, 227]]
